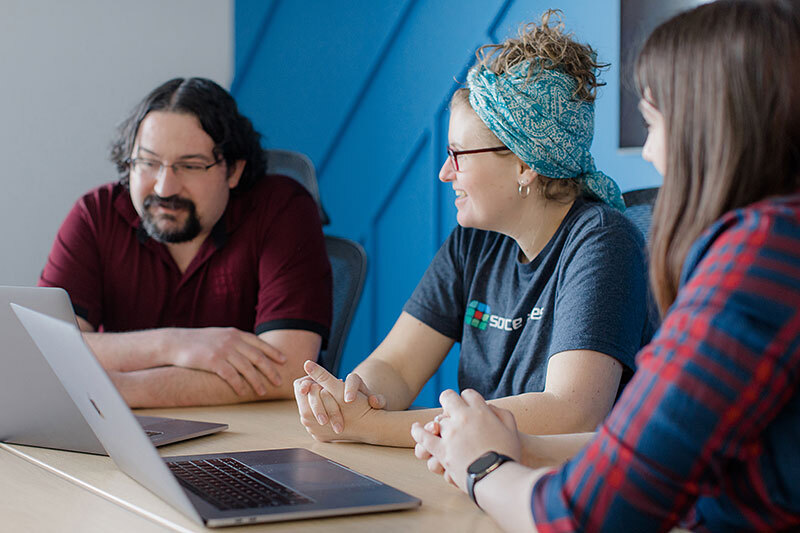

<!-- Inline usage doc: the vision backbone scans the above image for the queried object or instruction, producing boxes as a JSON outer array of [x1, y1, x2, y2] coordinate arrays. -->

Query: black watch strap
[[466, 451, 514, 509]]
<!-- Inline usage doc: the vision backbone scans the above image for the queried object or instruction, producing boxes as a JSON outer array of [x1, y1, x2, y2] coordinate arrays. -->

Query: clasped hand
[[294, 360, 386, 441], [411, 389, 522, 493], [169, 327, 286, 396]]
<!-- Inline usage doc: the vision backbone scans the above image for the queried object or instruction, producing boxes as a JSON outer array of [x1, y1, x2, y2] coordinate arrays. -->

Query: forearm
[[489, 392, 607, 436], [353, 312, 454, 410], [517, 432, 595, 469], [339, 392, 601, 449], [113, 366, 294, 408], [474, 462, 547, 532], [356, 407, 441, 447], [353, 358, 417, 410], [83, 329, 170, 372]]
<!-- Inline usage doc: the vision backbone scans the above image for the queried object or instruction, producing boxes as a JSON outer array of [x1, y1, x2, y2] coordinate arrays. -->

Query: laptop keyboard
[[167, 457, 313, 511]]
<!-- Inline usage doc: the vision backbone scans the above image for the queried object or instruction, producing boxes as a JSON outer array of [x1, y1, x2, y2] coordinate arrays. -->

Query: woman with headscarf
[[293, 11, 654, 447], [412, 1, 800, 531]]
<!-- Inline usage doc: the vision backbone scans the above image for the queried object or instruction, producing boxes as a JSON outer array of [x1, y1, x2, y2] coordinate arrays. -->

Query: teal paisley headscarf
[[467, 60, 625, 211]]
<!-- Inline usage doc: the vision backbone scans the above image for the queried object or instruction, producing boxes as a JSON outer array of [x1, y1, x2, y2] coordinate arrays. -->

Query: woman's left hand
[[411, 388, 522, 493]]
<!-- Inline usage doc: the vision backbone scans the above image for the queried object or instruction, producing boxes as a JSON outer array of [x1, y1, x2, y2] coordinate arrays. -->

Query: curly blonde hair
[[450, 10, 608, 204], [475, 9, 607, 103]]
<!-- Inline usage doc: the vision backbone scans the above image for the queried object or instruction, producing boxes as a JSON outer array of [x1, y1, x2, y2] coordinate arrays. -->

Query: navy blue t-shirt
[[403, 197, 655, 399]]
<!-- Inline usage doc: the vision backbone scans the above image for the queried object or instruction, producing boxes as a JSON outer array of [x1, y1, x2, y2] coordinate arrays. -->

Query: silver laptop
[[0, 286, 227, 454], [12, 304, 421, 527]]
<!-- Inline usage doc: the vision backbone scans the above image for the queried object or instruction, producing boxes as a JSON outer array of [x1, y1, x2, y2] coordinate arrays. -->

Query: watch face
[[468, 452, 501, 475]]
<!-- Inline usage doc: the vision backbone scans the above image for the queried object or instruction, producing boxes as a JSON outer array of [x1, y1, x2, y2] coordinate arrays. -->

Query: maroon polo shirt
[[39, 175, 332, 344]]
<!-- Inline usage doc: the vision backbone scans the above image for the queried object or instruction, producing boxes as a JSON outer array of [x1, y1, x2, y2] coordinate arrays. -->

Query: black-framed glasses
[[446, 146, 510, 171], [126, 157, 222, 180]]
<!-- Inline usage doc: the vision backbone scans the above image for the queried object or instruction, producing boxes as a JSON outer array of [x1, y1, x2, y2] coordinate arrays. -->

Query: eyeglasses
[[446, 146, 510, 171], [126, 157, 222, 180]]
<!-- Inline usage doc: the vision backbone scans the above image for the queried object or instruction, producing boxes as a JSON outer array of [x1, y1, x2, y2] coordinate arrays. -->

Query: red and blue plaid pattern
[[532, 193, 800, 532]]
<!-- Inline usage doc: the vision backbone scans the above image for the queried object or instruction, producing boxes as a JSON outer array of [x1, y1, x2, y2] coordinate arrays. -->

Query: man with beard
[[39, 78, 332, 407]]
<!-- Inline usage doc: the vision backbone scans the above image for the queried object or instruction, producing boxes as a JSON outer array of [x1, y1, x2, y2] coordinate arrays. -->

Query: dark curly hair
[[110, 78, 266, 193]]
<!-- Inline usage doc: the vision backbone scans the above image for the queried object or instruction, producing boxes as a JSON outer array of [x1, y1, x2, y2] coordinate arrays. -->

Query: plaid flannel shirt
[[532, 193, 800, 532]]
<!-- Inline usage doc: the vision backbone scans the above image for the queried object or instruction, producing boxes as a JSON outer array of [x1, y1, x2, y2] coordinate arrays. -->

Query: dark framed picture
[[619, 0, 714, 148]]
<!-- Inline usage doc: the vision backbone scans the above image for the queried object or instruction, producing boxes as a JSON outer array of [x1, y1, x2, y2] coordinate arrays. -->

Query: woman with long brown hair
[[412, 1, 800, 530]]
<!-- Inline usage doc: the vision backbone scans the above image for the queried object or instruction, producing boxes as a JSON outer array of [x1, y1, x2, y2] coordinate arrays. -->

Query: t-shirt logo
[[465, 300, 491, 330]]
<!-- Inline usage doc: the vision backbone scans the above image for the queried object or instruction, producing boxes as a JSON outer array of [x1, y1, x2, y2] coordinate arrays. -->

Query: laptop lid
[[13, 304, 421, 527], [0, 286, 108, 454], [12, 303, 204, 523], [0, 287, 227, 454]]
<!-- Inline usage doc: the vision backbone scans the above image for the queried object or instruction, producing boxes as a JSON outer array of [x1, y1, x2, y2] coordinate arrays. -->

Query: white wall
[[0, 0, 233, 285]]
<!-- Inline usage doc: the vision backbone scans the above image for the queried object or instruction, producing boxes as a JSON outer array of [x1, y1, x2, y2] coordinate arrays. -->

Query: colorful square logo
[[465, 300, 490, 330]]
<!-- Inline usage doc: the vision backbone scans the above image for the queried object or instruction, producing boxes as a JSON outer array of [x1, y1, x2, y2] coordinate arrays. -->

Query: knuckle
[[218, 367, 236, 381]]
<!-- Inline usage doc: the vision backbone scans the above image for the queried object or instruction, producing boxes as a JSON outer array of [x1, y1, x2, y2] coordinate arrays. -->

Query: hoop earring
[[518, 183, 530, 199]]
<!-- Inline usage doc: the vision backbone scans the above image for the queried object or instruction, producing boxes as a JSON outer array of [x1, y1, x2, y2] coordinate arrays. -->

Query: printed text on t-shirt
[[465, 300, 545, 331]]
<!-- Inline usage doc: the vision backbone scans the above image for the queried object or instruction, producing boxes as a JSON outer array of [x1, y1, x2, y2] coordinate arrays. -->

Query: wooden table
[[1, 401, 501, 532]]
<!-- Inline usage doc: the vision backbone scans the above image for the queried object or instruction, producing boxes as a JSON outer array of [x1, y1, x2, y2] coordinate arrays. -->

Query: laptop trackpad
[[259, 461, 379, 491]]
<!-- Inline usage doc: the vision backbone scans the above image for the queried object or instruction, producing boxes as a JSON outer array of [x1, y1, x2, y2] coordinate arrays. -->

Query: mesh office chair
[[318, 236, 367, 376], [265, 149, 330, 225], [622, 187, 659, 244]]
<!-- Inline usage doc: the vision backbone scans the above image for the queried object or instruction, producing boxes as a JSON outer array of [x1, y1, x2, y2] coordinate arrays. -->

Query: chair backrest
[[265, 149, 330, 225], [622, 187, 659, 244], [317, 236, 367, 376], [623, 187, 663, 329]]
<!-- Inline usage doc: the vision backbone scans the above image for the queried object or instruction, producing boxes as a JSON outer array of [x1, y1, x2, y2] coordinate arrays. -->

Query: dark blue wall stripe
[[316, 0, 419, 180], [488, 0, 516, 40], [231, 0, 281, 95]]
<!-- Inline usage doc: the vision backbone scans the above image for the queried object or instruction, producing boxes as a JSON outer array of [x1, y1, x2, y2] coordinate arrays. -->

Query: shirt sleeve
[[549, 217, 649, 372], [402, 227, 465, 341], [531, 210, 800, 532], [38, 195, 104, 328], [254, 188, 333, 344]]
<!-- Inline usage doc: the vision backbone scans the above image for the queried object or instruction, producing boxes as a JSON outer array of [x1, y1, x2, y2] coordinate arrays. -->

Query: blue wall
[[233, 0, 661, 406]]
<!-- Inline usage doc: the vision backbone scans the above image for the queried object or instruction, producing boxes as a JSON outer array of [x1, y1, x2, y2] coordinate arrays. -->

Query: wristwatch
[[466, 451, 514, 508]]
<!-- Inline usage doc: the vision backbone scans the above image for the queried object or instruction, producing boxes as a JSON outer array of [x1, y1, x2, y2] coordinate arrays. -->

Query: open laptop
[[0, 286, 227, 454], [12, 304, 421, 527]]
